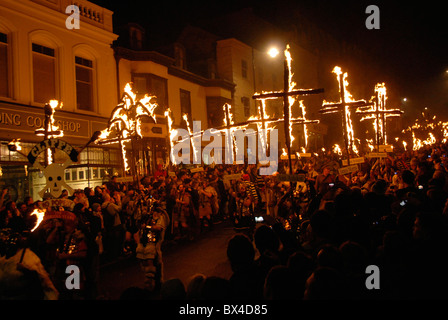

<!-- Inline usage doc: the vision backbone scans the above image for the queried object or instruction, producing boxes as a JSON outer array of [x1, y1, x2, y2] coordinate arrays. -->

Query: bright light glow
[[268, 47, 280, 58]]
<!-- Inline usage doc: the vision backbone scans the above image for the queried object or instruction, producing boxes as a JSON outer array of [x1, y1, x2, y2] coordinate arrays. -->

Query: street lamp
[[268, 47, 280, 58]]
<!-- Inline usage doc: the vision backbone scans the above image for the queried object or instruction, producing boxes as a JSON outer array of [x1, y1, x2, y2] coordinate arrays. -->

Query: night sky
[[91, 0, 447, 120]]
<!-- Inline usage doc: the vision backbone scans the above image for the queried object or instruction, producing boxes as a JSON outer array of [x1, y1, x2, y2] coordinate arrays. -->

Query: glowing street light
[[268, 47, 280, 58]]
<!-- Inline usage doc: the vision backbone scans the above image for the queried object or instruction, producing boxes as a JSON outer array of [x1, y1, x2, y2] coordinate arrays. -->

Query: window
[[241, 59, 248, 79], [0, 32, 9, 98], [132, 73, 168, 115], [75, 56, 94, 111], [180, 89, 191, 115], [32, 43, 56, 103], [242, 96, 250, 117]]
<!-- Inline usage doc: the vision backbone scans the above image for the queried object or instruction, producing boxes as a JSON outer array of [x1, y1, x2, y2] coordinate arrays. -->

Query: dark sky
[[91, 0, 447, 119]]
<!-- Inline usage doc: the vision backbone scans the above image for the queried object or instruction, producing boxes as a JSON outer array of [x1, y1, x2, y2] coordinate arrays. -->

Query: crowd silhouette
[[2, 142, 448, 300]]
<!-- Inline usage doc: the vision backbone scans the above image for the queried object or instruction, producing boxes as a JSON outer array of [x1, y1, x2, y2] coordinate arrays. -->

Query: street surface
[[98, 220, 236, 300]]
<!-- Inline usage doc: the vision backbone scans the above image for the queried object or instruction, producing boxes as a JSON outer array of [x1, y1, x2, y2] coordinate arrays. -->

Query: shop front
[[0, 101, 122, 203]]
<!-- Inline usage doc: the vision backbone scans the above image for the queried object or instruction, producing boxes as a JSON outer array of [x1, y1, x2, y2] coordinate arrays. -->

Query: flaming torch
[[30, 208, 46, 232]]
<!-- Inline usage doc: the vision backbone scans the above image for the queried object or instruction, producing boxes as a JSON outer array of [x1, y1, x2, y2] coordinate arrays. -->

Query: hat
[[91, 203, 101, 211], [242, 174, 250, 181]]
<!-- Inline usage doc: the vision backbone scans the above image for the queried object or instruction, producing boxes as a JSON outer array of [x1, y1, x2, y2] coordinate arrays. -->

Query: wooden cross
[[252, 87, 323, 174], [34, 102, 63, 166], [318, 67, 373, 165], [355, 83, 403, 149]]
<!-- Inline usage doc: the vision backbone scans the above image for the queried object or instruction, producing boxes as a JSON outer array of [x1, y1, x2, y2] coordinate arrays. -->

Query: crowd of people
[[2, 141, 448, 300]]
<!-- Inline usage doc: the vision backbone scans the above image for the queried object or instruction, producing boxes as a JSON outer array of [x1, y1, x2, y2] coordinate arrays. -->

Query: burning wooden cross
[[319, 67, 373, 165], [34, 100, 64, 166], [252, 45, 323, 174], [356, 83, 403, 149], [96, 83, 159, 176]]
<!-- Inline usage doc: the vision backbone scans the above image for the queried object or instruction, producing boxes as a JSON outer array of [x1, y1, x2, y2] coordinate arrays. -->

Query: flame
[[164, 108, 176, 164], [45, 100, 64, 165], [366, 139, 375, 152], [332, 144, 342, 155], [222, 103, 242, 162], [337, 68, 357, 155], [48, 100, 64, 139], [182, 113, 199, 163], [285, 46, 296, 146], [401, 112, 448, 150], [9, 139, 21, 151], [283, 46, 312, 150], [30, 208, 46, 232]]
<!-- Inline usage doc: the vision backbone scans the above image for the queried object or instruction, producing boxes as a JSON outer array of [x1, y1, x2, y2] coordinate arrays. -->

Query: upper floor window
[[75, 56, 94, 111], [32, 43, 56, 103], [241, 59, 248, 79], [242, 96, 250, 117], [132, 73, 168, 115], [0, 32, 9, 98]]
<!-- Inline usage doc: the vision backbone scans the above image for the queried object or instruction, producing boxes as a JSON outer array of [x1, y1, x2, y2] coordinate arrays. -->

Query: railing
[[30, 0, 114, 32]]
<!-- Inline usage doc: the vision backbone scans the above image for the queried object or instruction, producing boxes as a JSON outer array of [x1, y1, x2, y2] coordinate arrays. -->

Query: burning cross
[[319, 67, 373, 165], [356, 83, 403, 149], [96, 83, 159, 176], [252, 45, 323, 174], [35, 101, 64, 166]]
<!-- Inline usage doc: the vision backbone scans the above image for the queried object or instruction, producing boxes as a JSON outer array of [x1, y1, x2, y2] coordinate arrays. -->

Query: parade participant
[[122, 187, 140, 255], [233, 182, 255, 235], [172, 183, 192, 240], [198, 179, 218, 230], [314, 166, 335, 197], [154, 164, 167, 179], [51, 214, 88, 299], [184, 179, 200, 239], [136, 203, 169, 291], [101, 192, 124, 259], [0, 229, 59, 300]]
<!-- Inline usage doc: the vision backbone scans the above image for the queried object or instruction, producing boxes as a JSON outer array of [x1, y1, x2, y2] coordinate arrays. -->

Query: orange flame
[[30, 208, 46, 232]]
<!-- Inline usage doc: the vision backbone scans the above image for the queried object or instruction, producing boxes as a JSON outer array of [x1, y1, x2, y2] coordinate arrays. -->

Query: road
[[97, 220, 236, 300]]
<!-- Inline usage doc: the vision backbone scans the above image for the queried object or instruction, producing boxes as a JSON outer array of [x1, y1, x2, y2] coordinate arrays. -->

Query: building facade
[[0, 0, 237, 202], [0, 0, 120, 201]]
